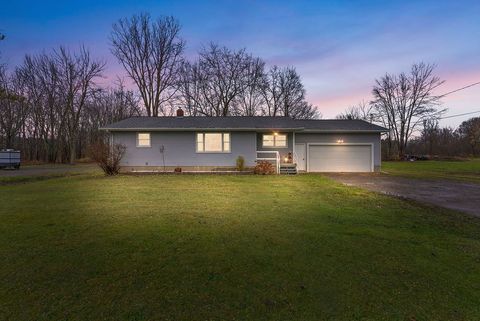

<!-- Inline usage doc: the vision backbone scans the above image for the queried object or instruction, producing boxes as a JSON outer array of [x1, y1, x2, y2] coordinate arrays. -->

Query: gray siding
[[111, 130, 382, 170], [113, 131, 257, 167], [294, 133, 382, 169]]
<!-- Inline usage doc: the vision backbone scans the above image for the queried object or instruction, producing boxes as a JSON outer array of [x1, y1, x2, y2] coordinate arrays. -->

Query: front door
[[295, 143, 306, 171]]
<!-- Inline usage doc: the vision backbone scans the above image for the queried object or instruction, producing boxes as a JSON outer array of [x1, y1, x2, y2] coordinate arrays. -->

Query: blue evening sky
[[1, 0, 479, 127]]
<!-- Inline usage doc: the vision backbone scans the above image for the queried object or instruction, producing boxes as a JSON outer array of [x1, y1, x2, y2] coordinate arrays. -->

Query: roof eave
[[99, 127, 304, 132], [301, 129, 388, 133]]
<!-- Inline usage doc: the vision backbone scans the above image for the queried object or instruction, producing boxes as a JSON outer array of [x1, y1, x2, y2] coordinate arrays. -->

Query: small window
[[197, 133, 230, 153], [263, 135, 275, 147], [263, 134, 287, 147], [137, 133, 151, 147]]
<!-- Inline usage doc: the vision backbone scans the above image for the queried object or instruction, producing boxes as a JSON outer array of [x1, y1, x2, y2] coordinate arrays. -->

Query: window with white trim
[[197, 133, 230, 153], [262, 134, 287, 147], [137, 133, 151, 147]]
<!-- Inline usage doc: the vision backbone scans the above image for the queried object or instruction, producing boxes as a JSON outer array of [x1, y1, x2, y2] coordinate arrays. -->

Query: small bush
[[174, 167, 182, 173], [89, 140, 126, 176], [254, 161, 276, 175], [236, 156, 245, 171]]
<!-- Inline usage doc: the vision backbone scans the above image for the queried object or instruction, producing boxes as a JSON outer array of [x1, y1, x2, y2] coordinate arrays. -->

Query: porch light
[[284, 156, 289, 162], [273, 132, 278, 136], [337, 139, 344, 144]]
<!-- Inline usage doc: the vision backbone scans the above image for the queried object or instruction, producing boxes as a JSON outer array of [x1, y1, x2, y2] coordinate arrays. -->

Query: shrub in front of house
[[236, 156, 245, 171], [254, 161, 276, 175], [89, 140, 126, 176]]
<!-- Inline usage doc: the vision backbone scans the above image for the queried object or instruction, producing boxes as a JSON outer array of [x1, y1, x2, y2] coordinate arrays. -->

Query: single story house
[[100, 109, 387, 173]]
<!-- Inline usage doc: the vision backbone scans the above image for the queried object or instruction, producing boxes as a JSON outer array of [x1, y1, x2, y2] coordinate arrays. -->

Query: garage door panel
[[308, 145, 372, 172]]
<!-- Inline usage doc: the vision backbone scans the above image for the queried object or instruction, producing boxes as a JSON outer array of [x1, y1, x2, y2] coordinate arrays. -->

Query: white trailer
[[0, 149, 21, 169]]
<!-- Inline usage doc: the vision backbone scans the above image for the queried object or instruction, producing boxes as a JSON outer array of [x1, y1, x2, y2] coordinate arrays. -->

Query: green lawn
[[0, 164, 98, 184], [1, 174, 480, 320], [382, 159, 480, 183]]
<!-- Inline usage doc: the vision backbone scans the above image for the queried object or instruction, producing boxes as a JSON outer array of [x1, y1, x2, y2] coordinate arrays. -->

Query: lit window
[[197, 133, 230, 153], [263, 134, 287, 147], [137, 133, 151, 147], [263, 135, 275, 147]]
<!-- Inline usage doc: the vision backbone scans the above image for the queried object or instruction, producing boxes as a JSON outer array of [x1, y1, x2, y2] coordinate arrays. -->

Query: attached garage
[[307, 144, 373, 172]]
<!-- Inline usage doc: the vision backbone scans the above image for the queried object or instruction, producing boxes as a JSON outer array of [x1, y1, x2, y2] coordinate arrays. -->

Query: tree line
[[2, 14, 474, 162], [0, 14, 318, 163], [406, 117, 480, 158], [336, 62, 479, 159], [0, 48, 140, 163], [110, 14, 319, 119]]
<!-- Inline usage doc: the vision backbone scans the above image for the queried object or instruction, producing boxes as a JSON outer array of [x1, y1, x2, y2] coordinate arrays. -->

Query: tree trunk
[[69, 134, 76, 164], [5, 133, 13, 149], [398, 143, 405, 160]]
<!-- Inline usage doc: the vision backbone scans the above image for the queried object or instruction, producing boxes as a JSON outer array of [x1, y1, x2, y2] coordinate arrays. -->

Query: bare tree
[[337, 100, 375, 121], [372, 62, 445, 158], [261, 66, 283, 116], [54, 46, 105, 164], [16, 53, 63, 161], [234, 57, 266, 116], [80, 79, 141, 146], [178, 52, 319, 118], [421, 118, 440, 155], [110, 13, 185, 117], [0, 66, 29, 149], [178, 44, 255, 116], [201, 44, 252, 116], [177, 61, 205, 116], [290, 101, 321, 119], [279, 67, 305, 117], [6, 50, 139, 164], [261, 65, 318, 119], [458, 117, 480, 156]]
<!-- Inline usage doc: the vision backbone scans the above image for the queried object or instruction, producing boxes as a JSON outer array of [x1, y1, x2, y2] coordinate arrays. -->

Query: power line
[[439, 110, 480, 119], [439, 81, 480, 98], [436, 81, 480, 120]]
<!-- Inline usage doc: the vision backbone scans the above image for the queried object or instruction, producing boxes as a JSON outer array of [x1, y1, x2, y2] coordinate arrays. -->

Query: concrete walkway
[[325, 173, 480, 217]]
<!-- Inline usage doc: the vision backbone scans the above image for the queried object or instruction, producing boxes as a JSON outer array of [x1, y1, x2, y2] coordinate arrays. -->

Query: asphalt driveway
[[325, 173, 480, 217]]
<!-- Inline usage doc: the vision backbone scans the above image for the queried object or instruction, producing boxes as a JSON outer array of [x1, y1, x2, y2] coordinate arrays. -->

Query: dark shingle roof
[[100, 116, 387, 132], [295, 119, 387, 132]]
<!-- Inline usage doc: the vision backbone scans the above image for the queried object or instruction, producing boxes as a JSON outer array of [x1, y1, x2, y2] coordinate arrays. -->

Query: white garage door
[[308, 144, 372, 172]]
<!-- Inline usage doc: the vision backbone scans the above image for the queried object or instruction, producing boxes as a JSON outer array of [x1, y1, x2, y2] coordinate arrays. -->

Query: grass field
[[382, 159, 480, 183], [0, 164, 98, 184], [1, 173, 480, 320]]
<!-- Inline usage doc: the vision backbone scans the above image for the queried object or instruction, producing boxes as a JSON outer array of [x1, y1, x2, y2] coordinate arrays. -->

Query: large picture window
[[197, 133, 230, 153], [262, 134, 287, 147], [137, 133, 151, 147]]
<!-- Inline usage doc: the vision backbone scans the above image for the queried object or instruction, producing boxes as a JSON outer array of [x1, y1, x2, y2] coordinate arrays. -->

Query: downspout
[[292, 131, 296, 163], [107, 130, 113, 157]]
